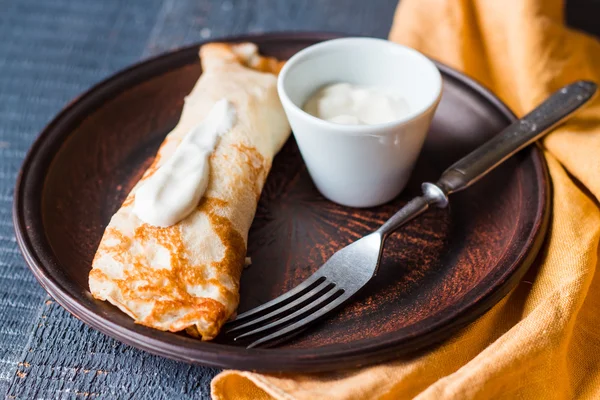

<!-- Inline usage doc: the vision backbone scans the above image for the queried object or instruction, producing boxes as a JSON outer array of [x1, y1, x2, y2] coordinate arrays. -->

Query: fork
[[224, 80, 597, 348]]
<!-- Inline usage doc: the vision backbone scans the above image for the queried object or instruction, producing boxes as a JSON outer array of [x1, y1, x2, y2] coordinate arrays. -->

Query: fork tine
[[232, 286, 343, 342], [246, 290, 350, 348], [226, 273, 325, 326], [226, 278, 332, 334]]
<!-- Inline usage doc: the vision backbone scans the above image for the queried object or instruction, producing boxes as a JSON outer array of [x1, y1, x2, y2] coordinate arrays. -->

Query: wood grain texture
[[1, 0, 597, 398], [142, 0, 399, 57], [0, 0, 170, 398], [9, 301, 217, 399]]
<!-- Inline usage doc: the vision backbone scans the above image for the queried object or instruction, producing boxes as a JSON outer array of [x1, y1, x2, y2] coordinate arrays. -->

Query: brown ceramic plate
[[14, 33, 549, 372]]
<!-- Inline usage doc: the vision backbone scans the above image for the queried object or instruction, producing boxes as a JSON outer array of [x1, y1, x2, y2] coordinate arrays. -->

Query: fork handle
[[436, 80, 597, 195], [377, 80, 597, 238]]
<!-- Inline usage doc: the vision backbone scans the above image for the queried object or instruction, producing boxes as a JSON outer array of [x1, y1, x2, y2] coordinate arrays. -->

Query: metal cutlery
[[225, 80, 597, 348]]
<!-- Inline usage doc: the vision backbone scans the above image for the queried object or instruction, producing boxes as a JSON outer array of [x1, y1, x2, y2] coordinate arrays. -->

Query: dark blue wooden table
[[0, 1, 398, 398], [1, 0, 598, 398]]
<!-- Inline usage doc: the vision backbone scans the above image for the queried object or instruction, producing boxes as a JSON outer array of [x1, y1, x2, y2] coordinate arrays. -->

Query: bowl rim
[[277, 37, 443, 136]]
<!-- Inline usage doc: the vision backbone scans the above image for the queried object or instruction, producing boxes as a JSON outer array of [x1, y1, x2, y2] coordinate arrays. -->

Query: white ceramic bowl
[[277, 37, 443, 208]]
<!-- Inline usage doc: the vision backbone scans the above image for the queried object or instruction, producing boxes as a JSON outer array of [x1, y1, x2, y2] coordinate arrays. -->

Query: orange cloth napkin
[[211, 0, 600, 398]]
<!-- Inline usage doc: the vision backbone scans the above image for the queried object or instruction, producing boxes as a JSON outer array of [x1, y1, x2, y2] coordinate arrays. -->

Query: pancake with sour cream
[[88, 42, 290, 340]]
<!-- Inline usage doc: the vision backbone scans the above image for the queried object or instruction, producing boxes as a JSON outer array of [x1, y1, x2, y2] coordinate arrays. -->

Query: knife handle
[[436, 80, 597, 195]]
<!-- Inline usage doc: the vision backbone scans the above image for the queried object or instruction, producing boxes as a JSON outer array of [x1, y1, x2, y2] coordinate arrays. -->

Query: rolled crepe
[[89, 43, 290, 340]]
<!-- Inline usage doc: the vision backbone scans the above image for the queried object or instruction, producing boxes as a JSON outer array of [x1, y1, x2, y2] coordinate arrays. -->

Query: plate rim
[[13, 32, 550, 372]]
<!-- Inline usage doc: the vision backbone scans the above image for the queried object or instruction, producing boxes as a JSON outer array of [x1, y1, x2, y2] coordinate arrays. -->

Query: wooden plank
[[143, 0, 400, 57], [9, 300, 217, 399]]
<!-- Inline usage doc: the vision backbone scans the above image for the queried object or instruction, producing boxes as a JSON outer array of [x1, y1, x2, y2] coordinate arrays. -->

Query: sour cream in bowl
[[303, 82, 411, 125], [277, 37, 442, 208]]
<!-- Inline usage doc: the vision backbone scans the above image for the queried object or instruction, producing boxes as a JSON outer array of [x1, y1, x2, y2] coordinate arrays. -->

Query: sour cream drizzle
[[133, 99, 236, 227]]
